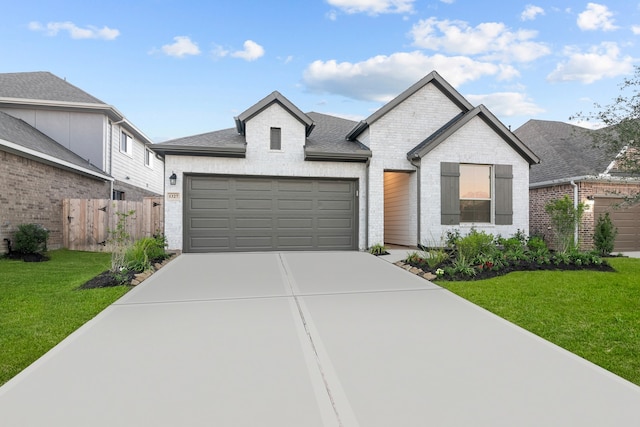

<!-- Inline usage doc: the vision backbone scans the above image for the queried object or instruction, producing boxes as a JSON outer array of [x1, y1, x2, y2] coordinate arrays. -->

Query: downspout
[[410, 156, 421, 246], [365, 156, 371, 250], [570, 180, 579, 247]]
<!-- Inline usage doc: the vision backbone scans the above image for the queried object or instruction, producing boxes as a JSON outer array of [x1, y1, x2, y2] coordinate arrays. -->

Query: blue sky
[[2, 1, 639, 142]]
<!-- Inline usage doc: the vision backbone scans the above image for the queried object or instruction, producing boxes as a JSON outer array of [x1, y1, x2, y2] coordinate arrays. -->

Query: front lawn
[[438, 257, 640, 386], [0, 249, 130, 386]]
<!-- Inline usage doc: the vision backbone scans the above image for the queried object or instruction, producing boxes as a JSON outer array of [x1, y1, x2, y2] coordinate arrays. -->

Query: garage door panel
[[184, 176, 357, 252]]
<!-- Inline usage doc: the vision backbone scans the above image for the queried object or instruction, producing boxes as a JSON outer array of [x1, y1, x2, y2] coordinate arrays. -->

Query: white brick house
[[155, 71, 539, 253]]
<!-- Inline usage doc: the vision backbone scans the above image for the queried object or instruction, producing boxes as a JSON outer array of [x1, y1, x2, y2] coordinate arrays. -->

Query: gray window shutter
[[494, 164, 513, 225], [440, 162, 460, 225]]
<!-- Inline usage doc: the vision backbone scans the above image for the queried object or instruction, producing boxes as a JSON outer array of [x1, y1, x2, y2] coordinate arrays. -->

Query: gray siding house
[[155, 71, 539, 253], [0, 72, 164, 201]]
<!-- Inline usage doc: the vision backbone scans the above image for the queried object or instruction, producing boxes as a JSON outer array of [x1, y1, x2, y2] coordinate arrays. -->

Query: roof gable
[[409, 105, 540, 165], [346, 70, 474, 140], [234, 91, 315, 137]]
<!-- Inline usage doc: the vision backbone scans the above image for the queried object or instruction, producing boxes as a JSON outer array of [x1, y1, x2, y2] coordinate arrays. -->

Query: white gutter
[[0, 138, 113, 181]]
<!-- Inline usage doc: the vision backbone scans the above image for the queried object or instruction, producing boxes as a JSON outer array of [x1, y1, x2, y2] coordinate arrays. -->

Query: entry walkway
[[1, 252, 639, 426]]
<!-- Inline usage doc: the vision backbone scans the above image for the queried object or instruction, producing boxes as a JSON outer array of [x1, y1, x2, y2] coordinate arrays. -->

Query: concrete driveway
[[1, 252, 639, 426]]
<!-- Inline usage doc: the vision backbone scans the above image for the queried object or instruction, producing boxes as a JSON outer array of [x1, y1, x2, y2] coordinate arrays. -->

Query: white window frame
[[459, 163, 493, 224], [120, 131, 133, 157], [144, 148, 153, 168]]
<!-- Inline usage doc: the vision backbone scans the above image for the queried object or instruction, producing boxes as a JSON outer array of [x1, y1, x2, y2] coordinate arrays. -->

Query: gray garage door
[[184, 175, 358, 252], [594, 197, 640, 251]]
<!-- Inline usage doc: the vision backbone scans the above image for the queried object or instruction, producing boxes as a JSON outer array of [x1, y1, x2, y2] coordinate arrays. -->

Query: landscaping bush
[[13, 224, 49, 255], [125, 235, 169, 272], [455, 229, 496, 262], [403, 230, 611, 281], [593, 212, 618, 256]]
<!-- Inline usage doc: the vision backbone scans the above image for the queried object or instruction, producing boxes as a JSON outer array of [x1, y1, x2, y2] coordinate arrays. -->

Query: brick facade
[[0, 149, 110, 253], [530, 179, 640, 250]]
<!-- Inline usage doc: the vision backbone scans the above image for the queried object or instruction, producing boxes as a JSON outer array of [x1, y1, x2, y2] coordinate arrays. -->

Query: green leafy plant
[[545, 195, 585, 253], [368, 243, 387, 255], [107, 208, 136, 276], [125, 235, 169, 272], [593, 212, 618, 256], [423, 248, 450, 269], [455, 229, 496, 262], [12, 224, 49, 255], [449, 254, 477, 277]]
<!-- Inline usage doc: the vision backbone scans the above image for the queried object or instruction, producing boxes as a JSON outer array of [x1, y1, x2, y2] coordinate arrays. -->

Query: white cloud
[[577, 3, 618, 31], [547, 42, 633, 83], [326, 10, 338, 20], [302, 51, 518, 102], [521, 5, 544, 21], [230, 40, 265, 61], [632, 25, 640, 35], [28, 21, 119, 40], [410, 18, 550, 63], [466, 92, 545, 117], [326, 0, 414, 15], [161, 36, 201, 58]]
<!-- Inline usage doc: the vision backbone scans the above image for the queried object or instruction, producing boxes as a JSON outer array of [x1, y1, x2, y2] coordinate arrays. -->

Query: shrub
[[448, 254, 477, 277], [423, 248, 449, 269], [593, 212, 618, 256], [527, 235, 548, 252], [455, 229, 496, 262], [545, 195, 585, 253], [125, 235, 168, 272], [13, 224, 49, 255]]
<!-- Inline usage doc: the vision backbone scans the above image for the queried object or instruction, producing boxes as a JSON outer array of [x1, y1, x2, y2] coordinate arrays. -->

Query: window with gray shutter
[[494, 164, 513, 225], [441, 162, 460, 225]]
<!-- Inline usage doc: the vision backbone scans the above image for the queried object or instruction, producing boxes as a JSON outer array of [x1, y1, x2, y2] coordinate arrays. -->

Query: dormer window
[[270, 127, 281, 150]]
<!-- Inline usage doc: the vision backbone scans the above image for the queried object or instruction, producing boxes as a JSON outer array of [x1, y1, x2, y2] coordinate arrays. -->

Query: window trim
[[120, 131, 133, 157], [459, 163, 492, 224], [144, 148, 153, 169]]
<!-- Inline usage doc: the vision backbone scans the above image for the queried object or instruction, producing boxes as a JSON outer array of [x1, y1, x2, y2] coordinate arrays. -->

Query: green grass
[[0, 249, 130, 386], [438, 257, 640, 386]]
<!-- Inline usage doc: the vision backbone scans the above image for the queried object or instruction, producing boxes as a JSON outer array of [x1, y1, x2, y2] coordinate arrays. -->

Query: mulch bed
[[405, 258, 615, 281], [78, 270, 137, 289]]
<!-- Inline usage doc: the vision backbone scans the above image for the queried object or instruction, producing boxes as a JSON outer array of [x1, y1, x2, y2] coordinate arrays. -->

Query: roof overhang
[[304, 147, 372, 162], [152, 144, 246, 158]]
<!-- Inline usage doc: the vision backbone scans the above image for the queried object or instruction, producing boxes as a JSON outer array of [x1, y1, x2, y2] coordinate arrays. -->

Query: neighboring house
[[154, 71, 539, 253], [0, 110, 112, 252], [0, 72, 164, 201], [515, 119, 640, 251]]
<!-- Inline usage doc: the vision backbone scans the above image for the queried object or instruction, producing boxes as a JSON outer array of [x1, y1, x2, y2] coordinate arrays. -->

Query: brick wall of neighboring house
[[0, 149, 110, 253], [530, 180, 640, 250]]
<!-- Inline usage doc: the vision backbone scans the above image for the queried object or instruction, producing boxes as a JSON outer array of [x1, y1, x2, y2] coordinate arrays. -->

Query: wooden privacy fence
[[62, 197, 164, 251]]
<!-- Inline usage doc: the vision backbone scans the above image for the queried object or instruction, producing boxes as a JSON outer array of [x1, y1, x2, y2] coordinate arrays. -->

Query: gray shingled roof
[[514, 119, 613, 185], [0, 72, 105, 104], [305, 112, 371, 158], [0, 111, 108, 177], [155, 112, 372, 160]]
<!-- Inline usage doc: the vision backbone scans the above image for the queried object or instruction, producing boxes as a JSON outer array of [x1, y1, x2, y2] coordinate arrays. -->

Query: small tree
[[107, 208, 136, 284], [545, 195, 585, 253], [593, 212, 618, 256]]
